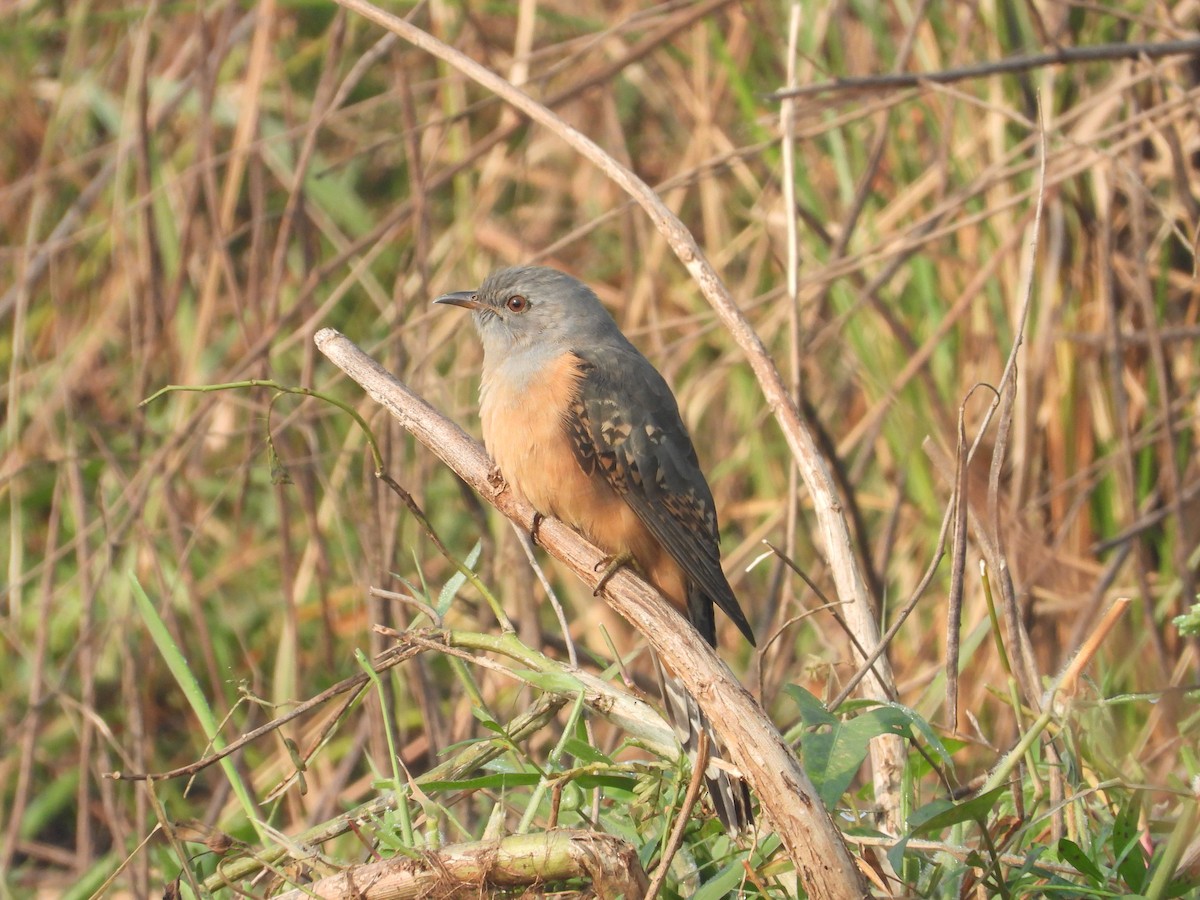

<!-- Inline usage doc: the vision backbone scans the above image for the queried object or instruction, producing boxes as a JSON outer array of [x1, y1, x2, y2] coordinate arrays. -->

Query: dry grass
[[2, 0, 1198, 896]]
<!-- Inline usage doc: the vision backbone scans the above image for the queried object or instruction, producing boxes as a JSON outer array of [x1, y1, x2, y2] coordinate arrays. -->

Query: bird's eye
[[505, 294, 528, 312]]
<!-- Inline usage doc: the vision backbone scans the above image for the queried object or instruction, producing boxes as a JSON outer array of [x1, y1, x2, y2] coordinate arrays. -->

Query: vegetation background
[[2, 0, 1198, 896]]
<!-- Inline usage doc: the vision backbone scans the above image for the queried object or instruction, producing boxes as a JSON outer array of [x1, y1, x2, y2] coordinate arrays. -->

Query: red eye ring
[[505, 294, 528, 312]]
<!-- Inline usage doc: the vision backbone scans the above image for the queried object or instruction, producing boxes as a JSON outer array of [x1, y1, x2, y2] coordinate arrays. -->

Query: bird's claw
[[530, 511, 545, 545], [593, 551, 634, 596], [487, 464, 506, 495]]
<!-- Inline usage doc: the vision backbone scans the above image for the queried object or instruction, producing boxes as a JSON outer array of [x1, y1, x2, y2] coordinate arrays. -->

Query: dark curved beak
[[433, 290, 482, 310]]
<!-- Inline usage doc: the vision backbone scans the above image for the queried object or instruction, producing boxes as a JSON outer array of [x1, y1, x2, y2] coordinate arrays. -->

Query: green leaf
[[129, 574, 266, 842], [800, 731, 848, 807], [470, 706, 504, 734], [801, 706, 915, 807], [562, 738, 613, 766], [1165, 874, 1200, 899], [691, 852, 749, 900], [1113, 792, 1147, 892], [267, 442, 292, 484], [886, 834, 910, 876], [421, 773, 543, 792], [1057, 837, 1104, 884], [574, 774, 637, 792], [437, 735, 489, 756], [437, 540, 482, 615], [782, 683, 837, 726], [908, 786, 1006, 835], [1173, 602, 1200, 637], [875, 701, 955, 767]]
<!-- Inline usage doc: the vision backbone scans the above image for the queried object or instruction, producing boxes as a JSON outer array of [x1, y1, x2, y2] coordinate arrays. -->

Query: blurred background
[[2, 0, 1198, 895]]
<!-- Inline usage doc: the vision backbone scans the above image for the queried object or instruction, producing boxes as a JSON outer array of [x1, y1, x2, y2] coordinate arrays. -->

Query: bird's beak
[[433, 290, 483, 310]]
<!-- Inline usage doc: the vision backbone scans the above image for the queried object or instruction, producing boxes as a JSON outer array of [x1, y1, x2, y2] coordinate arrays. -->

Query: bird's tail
[[654, 654, 753, 835]]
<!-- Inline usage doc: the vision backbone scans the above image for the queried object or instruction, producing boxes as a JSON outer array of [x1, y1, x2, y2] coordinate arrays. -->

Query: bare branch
[[273, 829, 649, 900], [767, 38, 1200, 101]]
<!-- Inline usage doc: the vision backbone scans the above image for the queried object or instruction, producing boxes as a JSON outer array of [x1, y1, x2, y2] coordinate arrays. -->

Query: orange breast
[[479, 351, 688, 612]]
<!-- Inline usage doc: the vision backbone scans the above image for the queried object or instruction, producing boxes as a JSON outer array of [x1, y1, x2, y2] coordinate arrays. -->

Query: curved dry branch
[[273, 829, 648, 900], [316, 328, 868, 898]]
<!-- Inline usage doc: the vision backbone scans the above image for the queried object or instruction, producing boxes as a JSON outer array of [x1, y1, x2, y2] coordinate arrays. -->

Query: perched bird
[[436, 265, 755, 832]]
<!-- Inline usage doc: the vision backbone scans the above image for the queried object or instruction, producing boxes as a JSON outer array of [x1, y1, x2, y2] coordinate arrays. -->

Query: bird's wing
[[565, 347, 755, 647]]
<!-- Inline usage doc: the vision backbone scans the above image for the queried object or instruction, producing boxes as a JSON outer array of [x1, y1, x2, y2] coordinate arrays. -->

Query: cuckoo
[[436, 265, 755, 832]]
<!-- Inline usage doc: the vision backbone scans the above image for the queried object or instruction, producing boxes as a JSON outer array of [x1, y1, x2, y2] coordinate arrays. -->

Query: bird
[[436, 265, 755, 833]]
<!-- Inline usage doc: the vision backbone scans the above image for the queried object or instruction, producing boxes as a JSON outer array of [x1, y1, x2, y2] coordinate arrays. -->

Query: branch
[[272, 829, 648, 900], [203, 689, 570, 891], [767, 38, 1200, 100], [316, 328, 868, 899]]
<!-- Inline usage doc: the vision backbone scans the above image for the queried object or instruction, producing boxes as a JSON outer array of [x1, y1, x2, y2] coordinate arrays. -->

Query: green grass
[[2, 0, 1199, 896]]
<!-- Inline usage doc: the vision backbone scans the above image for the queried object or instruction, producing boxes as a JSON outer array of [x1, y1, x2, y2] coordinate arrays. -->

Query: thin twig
[[945, 384, 995, 732], [771, 1, 802, 688], [370, 586, 442, 628], [830, 485, 956, 711], [1056, 598, 1132, 700], [767, 38, 1200, 100], [987, 100, 1048, 713], [645, 730, 710, 900], [764, 540, 893, 700], [512, 523, 578, 669], [102, 645, 416, 782]]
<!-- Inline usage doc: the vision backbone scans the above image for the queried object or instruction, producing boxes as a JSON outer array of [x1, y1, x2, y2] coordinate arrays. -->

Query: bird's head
[[434, 266, 622, 358]]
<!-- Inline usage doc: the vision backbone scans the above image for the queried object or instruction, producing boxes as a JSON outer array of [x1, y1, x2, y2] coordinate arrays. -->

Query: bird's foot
[[593, 551, 634, 595], [530, 511, 545, 545], [487, 464, 506, 495]]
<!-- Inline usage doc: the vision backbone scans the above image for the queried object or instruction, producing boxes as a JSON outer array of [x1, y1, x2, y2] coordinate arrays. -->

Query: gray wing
[[564, 346, 755, 647]]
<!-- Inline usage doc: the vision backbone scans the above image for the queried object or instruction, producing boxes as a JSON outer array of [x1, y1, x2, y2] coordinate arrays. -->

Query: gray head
[[434, 266, 626, 358]]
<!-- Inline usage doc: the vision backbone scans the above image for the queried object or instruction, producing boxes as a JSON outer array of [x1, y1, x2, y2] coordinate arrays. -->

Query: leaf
[[886, 835, 910, 877], [800, 731, 848, 808], [1010, 845, 1048, 882], [782, 683, 837, 726], [437, 735, 489, 757], [574, 774, 637, 793], [790, 697, 956, 808], [1165, 873, 1200, 899], [875, 701, 956, 768], [470, 706, 505, 735], [1113, 792, 1147, 892], [421, 773, 543, 792], [908, 787, 1006, 835], [691, 853, 749, 900], [562, 737, 613, 765], [1057, 838, 1104, 884], [801, 706, 914, 807], [436, 540, 482, 615], [268, 443, 292, 484], [1173, 602, 1200, 637], [908, 737, 969, 779]]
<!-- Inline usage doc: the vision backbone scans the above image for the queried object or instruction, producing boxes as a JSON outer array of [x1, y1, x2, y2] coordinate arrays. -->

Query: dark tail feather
[[654, 654, 753, 835]]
